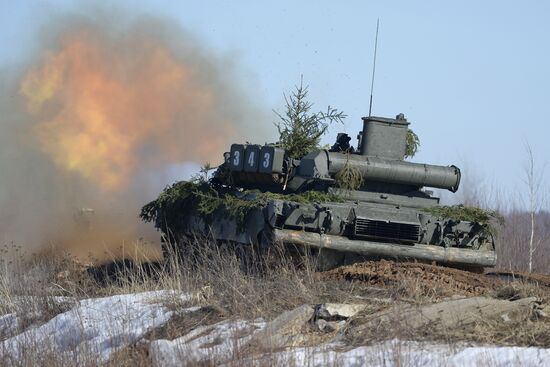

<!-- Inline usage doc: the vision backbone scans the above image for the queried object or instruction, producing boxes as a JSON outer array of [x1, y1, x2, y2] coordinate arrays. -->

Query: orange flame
[[19, 27, 236, 191], [4, 20, 265, 262]]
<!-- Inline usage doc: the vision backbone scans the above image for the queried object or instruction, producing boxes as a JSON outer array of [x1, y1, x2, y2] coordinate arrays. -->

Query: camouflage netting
[[140, 180, 340, 236], [423, 205, 504, 236]]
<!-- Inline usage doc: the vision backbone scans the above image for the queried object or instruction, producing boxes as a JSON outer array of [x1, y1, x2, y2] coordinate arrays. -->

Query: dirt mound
[[323, 260, 502, 298], [519, 272, 550, 287], [487, 271, 550, 288]]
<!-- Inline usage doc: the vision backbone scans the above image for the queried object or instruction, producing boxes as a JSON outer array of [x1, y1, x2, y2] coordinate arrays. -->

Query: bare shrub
[[440, 155, 550, 274], [497, 211, 550, 273]]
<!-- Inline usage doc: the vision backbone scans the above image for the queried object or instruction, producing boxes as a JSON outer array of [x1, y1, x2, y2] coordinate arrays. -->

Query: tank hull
[[170, 196, 496, 270]]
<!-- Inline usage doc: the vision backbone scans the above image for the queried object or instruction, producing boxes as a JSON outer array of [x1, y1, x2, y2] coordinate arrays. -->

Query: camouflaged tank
[[142, 113, 498, 270]]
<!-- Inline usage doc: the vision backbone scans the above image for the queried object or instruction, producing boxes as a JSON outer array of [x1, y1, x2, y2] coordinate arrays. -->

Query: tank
[[142, 113, 497, 270]]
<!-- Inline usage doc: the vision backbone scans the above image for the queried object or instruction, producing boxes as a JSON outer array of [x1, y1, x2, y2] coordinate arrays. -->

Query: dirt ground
[[320, 260, 550, 348], [486, 270, 550, 288], [322, 260, 503, 298]]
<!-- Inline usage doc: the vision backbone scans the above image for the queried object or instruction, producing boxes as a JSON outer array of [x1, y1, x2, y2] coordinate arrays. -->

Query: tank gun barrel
[[296, 114, 461, 192], [327, 152, 461, 192], [300, 151, 460, 192]]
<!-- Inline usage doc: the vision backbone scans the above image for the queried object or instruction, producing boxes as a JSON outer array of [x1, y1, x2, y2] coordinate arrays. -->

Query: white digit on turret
[[263, 152, 271, 169], [233, 150, 240, 166], [248, 151, 255, 166]]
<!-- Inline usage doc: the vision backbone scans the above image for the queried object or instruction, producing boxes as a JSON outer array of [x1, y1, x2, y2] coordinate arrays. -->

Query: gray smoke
[[0, 11, 270, 261]]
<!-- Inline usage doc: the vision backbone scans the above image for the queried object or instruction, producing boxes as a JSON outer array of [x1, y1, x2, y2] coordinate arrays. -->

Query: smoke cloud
[[0, 12, 269, 261]]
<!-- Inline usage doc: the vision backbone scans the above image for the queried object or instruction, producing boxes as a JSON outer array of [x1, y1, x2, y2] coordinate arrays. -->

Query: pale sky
[[1, 0, 549, 207]]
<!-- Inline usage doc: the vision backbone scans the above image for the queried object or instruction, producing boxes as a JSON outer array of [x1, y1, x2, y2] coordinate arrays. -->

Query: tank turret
[[229, 114, 460, 195]]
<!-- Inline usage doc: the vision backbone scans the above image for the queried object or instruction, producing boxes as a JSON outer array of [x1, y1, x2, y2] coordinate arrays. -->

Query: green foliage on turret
[[405, 129, 420, 158], [275, 78, 346, 159], [334, 154, 363, 191]]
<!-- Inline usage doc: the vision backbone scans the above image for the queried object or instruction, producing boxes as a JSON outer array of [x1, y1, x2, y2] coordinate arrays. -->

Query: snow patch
[[0, 290, 192, 364], [150, 318, 550, 367], [0, 314, 18, 339], [150, 319, 266, 366], [2, 294, 549, 367], [253, 339, 550, 367]]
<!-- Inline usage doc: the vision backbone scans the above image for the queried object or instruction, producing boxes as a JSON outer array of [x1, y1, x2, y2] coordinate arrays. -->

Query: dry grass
[[419, 281, 550, 348], [1, 235, 549, 366], [345, 272, 550, 349], [0, 250, 81, 332], [0, 237, 359, 366], [142, 236, 361, 319]]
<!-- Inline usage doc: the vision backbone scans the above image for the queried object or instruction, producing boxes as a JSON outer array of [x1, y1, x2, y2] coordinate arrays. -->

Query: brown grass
[[344, 272, 550, 349], [1, 235, 549, 366], [0, 236, 360, 365]]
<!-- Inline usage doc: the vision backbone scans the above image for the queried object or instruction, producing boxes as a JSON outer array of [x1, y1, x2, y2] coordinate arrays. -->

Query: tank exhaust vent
[[354, 217, 420, 243]]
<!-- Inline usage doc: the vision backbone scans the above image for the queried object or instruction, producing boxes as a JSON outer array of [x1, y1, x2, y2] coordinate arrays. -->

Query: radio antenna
[[368, 18, 380, 117]]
